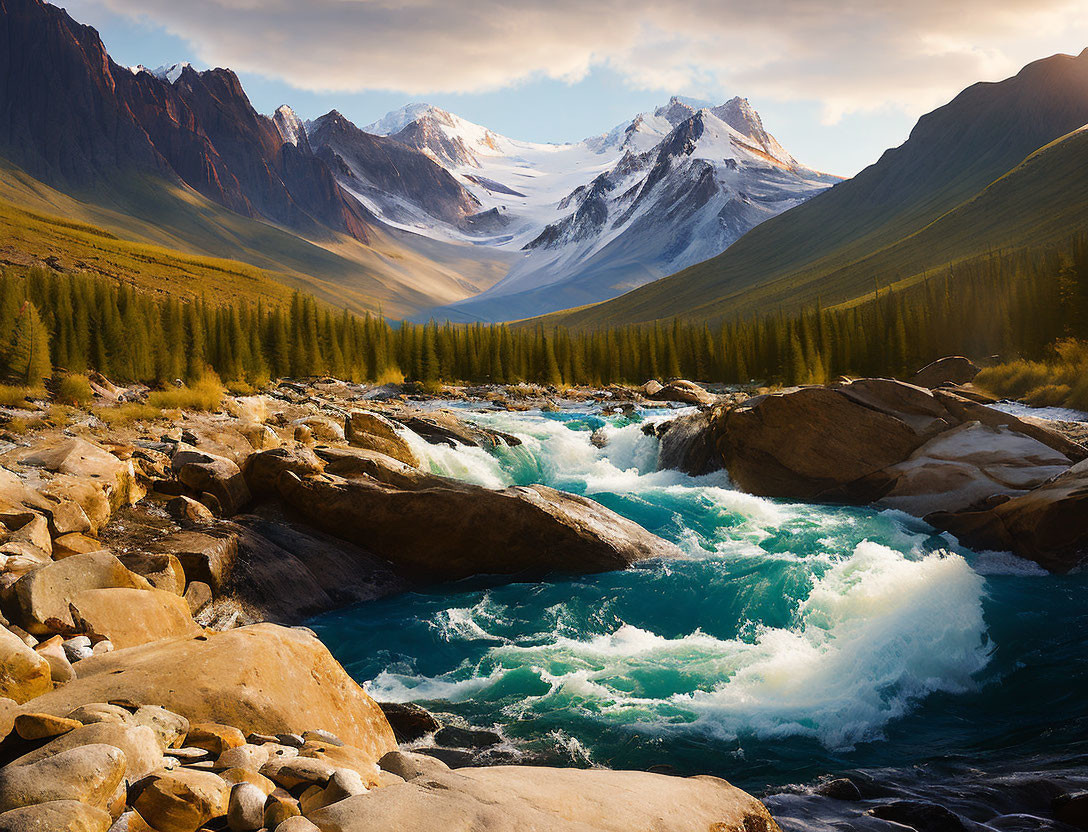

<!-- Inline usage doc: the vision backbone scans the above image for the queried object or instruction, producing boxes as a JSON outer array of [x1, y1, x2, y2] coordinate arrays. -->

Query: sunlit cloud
[[71, 0, 1088, 121]]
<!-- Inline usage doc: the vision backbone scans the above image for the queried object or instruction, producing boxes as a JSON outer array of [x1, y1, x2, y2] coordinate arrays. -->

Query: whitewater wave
[[368, 541, 989, 750], [364, 406, 992, 752]]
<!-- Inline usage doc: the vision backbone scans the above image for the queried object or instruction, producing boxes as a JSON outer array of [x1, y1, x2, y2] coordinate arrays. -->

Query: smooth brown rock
[[910, 356, 981, 388], [226, 782, 265, 832], [274, 817, 319, 832], [70, 588, 200, 650], [21, 439, 144, 512], [156, 530, 238, 592], [186, 723, 247, 755], [218, 768, 275, 797], [649, 379, 717, 406], [67, 703, 134, 727], [312, 447, 427, 488], [0, 800, 111, 832], [11, 722, 163, 780], [131, 768, 229, 832], [34, 636, 75, 684], [306, 766, 782, 832], [242, 448, 324, 499], [182, 582, 212, 616], [344, 411, 420, 467], [47, 500, 93, 536], [0, 627, 51, 703], [275, 471, 680, 582], [174, 450, 251, 517], [876, 422, 1072, 516], [18, 626, 396, 762], [105, 810, 155, 832], [296, 417, 344, 443], [928, 460, 1088, 573], [378, 750, 449, 782], [0, 743, 125, 813], [215, 743, 270, 771], [13, 711, 81, 740], [166, 496, 216, 526], [713, 383, 943, 500], [298, 742, 380, 786], [10, 552, 150, 635], [53, 532, 103, 558], [259, 756, 336, 790], [133, 706, 189, 750], [118, 553, 186, 595], [263, 792, 300, 828]]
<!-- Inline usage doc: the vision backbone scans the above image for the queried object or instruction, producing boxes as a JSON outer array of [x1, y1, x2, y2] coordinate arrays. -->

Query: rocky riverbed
[[0, 364, 1082, 831]]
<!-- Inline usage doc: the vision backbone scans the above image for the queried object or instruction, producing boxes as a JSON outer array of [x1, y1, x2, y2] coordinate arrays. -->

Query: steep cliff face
[[0, 0, 375, 242]]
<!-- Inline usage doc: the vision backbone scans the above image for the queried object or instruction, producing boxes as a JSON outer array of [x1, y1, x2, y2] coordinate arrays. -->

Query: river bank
[[0, 370, 1081, 830]]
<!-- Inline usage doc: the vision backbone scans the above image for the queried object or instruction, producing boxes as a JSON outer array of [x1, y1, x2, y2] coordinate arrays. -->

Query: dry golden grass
[[0, 385, 43, 408], [55, 373, 94, 406], [976, 339, 1088, 412], [93, 403, 163, 426], [147, 376, 225, 411]]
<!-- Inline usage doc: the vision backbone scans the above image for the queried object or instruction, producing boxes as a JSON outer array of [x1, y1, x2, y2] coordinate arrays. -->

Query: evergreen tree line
[[0, 232, 1084, 390]]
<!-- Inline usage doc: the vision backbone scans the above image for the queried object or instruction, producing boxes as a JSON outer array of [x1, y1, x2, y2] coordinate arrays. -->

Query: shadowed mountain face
[[305, 110, 480, 227], [0, 0, 375, 242], [541, 48, 1088, 328]]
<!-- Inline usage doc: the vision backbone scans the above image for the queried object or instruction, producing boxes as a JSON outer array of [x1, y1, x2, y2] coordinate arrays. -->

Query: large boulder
[[131, 768, 230, 832], [274, 467, 680, 581], [0, 627, 51, 703], [242, 447, 325, 499], [876, 422, 1073, 516], [220, 516, 402, 624], [714, 382, 949, 500], [155, 530, 239, 592], [709, 378, 1084, 506], [388, 412, 521, 451], [0, 801, 112, 832], [650, 380, 717, 407], [9, 722, 163, 780], [7, 552, 151, 636], [17, 624, 396, 761], [20, 439, 144, 512], [69, 588, 200, 649], [308, 766, 781, 832], [173, 449, 251, 517], [0, 743, 126, 813], [929, 460, 1088, 573], [344, 411, 420, 467], [910, 356, 981, 388]]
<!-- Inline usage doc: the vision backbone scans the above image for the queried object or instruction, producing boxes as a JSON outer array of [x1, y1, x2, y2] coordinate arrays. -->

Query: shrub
[[147, 376, 225, 411], [976, 338, 1088, 412], [0, 384, 42, 408], [93, 403, 162, 426], [56, 373, 94, 406]]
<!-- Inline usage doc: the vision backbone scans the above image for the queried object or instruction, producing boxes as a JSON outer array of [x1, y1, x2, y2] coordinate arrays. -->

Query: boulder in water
[[273, 466, 680, 581], [650, 380, 716, 406], [345, 411, 419, 467], [928, 459, 1088, 572]]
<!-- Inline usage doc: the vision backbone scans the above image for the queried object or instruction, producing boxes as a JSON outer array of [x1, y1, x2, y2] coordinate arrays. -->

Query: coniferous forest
[[0, 234, 1084, 391]]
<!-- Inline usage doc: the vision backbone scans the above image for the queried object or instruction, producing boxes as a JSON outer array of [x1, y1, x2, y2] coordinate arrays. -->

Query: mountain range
[[540, 48, 1088, 328], [0, 0, 836, 321], [1, 0, 1086, 332]]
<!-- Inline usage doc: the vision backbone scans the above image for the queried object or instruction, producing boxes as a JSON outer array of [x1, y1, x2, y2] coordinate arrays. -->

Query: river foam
[[364, 407, 991, 752]]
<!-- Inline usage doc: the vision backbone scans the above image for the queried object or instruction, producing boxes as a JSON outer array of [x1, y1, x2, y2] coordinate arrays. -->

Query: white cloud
[[74, 0, 1088, 121]]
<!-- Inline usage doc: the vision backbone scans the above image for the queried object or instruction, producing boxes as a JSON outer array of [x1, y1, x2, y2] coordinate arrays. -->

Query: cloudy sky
[[64, 0, 1088, 176]]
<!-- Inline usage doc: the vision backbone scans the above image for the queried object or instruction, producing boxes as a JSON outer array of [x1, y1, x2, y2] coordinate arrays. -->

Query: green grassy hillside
[[0, 157, 512, 317]]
